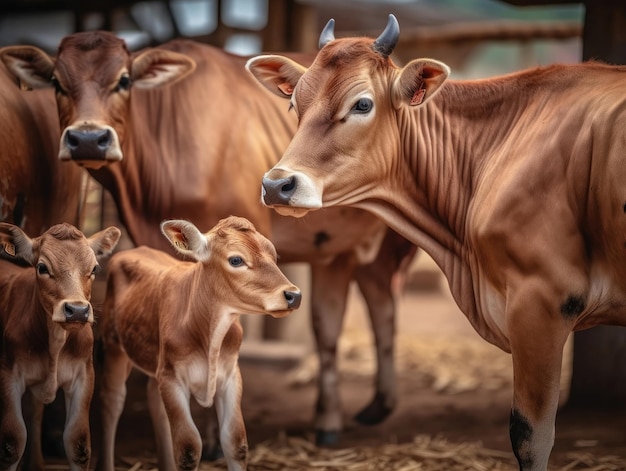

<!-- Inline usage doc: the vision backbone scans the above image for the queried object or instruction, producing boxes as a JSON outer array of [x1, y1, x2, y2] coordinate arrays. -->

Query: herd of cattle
[[0, 11, 623, 471]]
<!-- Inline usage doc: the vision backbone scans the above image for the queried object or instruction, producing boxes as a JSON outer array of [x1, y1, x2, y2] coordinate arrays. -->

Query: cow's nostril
[[97, 129, 112, 149], [66, 130, 80, 149], [281, 178, 295, 192]]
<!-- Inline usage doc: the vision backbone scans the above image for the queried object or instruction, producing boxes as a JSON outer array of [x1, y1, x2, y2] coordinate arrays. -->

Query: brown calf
[[97, 216, 301, 471], [0, 222, 121, 471]]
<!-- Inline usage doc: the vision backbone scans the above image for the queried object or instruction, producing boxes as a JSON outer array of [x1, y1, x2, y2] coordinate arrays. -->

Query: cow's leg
[[353, 232, 417, 425], [21, 390, 45, 471], [96, 348, 132, 471], [62, 360, 94, 471], [310, 252, 357, 446], [0, 374, 26, 471], [214, 365, 247, 471], [507, 287, 572, 471], [146, 377, 176, 471], [158, 375, 202, 471]]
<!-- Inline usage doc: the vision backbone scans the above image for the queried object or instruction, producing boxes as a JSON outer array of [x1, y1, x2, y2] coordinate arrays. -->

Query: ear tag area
[[410, 87, 426, 106], [277, 82, 294, 96], [4, 243, 15, 257]]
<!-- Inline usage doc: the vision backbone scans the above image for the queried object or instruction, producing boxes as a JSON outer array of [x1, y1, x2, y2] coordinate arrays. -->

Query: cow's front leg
[[159, 374, 202, 471], [310, 253, 356, 446], [507, 289, 572, 471], [62, 360, 94, 471], [0, 372, 26, 471], [214, 365, 247, 471], [21, 390, 45, 471]]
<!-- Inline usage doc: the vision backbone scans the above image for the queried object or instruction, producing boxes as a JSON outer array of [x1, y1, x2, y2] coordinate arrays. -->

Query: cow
[[245, 13, 626, 470], [0, 222, 121, 471], [0, 31, 418, 447], [97, 216, 301, 471], [0, 60, 83, 237]]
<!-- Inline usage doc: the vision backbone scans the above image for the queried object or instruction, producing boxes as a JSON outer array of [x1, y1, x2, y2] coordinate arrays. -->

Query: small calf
[[0, 222, 121, 471], [97, 216, 302, 471]]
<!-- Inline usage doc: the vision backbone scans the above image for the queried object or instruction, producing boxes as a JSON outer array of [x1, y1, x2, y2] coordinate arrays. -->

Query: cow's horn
[[373, 14, 399, 58], [318, 18, 336, 49]]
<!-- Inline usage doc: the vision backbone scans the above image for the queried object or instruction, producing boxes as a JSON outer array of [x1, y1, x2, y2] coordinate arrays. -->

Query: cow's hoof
[[353, 392, 394, 425], [315, 429, 340, 447]]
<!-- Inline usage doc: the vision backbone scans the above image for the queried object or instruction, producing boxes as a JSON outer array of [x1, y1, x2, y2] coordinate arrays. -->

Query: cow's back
[[0, 64, 83, 235]]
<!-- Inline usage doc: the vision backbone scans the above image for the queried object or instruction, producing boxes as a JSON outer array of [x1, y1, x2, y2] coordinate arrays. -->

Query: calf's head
[[0, 222, 121, 328], [246, 15, 449, 217], [0, 31, 195, 169], [161, 216, 302, 317]]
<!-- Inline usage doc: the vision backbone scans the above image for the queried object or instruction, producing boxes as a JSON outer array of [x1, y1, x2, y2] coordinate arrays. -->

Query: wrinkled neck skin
[[354, 80, 515, 338]]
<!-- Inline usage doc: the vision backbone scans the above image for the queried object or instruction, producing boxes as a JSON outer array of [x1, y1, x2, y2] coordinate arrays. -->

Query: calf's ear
[[131, 49, 196, 89], [0, 223, 35, 264], [89, 226, 122, 261], [0, 45, 55, 90], [392, 58, 450, 109], [246, 55, 307, 98], [161, 220, 209, 262]]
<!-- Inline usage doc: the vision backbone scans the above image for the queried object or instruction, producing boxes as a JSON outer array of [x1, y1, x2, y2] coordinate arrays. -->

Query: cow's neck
[[358, 79, 521, 344]]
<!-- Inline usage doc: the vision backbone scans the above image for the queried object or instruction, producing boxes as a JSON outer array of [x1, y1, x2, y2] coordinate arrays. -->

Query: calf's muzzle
[[63, 302, 91, 323], [285, 290, 302, 309], [65, 128, 112, 161]]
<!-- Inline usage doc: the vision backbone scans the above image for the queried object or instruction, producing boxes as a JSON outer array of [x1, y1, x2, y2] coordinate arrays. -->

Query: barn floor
[[45, 267, 626, 470]]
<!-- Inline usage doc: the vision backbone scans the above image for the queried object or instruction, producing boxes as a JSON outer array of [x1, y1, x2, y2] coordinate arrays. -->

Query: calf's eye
[[115, 75, 131, 92], [50, 75, 65, 95], [228, 256, 244, 267], [36, 263, 49, 275], [352, 97, 373, 114]]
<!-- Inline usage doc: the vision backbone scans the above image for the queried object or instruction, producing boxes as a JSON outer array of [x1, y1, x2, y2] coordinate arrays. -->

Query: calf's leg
[[146, 377, 176, 471], [0, 375, 26, 471], [96, 348, 132, 471], [214, 366, 247, 471], [62, 361, 94, 471], [159, 375, 202, 471], [21, 391, 45, 471]]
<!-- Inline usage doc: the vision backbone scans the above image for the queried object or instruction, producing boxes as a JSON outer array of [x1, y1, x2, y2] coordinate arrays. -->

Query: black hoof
[[315, 429, 340, 447], [353, 393, 393, 426]]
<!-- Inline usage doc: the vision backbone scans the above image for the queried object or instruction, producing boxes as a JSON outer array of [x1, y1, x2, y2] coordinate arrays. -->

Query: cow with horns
[[246, 13, 626, 471]]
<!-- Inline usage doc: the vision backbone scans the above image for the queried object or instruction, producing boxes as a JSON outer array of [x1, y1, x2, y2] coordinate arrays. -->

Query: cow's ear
[[88, 226, 121, 261], [0, 223, 35, 264], [131, 49, 196, 89], [246, 55, 307, 98], [0, 45, 55, 90], [392, 59, 449, 109], [161, 220, 209, 262]]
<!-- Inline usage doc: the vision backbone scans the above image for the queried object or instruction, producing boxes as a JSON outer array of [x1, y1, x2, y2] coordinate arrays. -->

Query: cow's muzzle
[[284, 289, 302, 310], [63, 301, 91, 323], [59, 124, 123, 168], [262, 175, 296, 206]]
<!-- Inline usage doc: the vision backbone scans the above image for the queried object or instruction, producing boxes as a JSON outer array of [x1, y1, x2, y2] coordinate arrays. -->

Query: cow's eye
[[36, 263, 49, 276], [228, 256, 244, 267], [50, 75, 65, 95], [90, 265, 100, 277], [352, 97, 373, 114], [114, 75, 131, 92]]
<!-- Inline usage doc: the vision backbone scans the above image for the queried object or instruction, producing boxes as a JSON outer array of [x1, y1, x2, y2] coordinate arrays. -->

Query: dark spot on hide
[[561, 295, 585, 318], [314, 231, 331, 248], [236, 443, 248, 463], [510, 408, 534, 469]]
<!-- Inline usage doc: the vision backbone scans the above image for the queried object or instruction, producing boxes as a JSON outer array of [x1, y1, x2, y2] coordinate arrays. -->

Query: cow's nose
[[64, 302, 90, 323], [284, 290, 302, 309], [65, 128, 112, 160], [262, 175, 296, 205]]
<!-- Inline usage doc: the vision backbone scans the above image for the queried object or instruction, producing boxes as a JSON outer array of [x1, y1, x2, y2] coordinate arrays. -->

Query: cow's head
[[0, 31, 195, 169], [0, 222, 121, 329], [246, 15, 449, 217], [161, 216, 302, 318]]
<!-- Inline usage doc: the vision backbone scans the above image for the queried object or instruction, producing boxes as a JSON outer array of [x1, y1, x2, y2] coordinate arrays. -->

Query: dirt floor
[[42, 267, 626, 470]]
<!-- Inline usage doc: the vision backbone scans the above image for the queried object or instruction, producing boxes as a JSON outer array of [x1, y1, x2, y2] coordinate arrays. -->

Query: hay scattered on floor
[[287, 331, 514, 395], [80, 434, 626, 471]]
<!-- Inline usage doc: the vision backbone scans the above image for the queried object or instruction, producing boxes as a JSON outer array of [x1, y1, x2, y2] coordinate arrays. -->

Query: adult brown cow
[[0, 61, 83, 236], [0, 222, 120, 471], [246, 13, 626, 471], [99, 216, 301, 471], [0, 32, 417, 446]]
